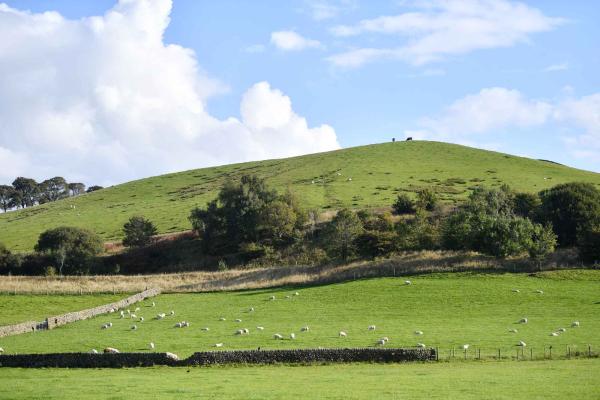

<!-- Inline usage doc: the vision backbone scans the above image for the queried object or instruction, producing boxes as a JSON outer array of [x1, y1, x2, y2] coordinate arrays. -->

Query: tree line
[[1, 176, 599, 276], [0, 176, 103, 212]]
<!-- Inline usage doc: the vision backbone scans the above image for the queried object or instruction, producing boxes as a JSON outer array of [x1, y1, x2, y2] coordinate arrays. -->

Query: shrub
[[35, 226, 103, 275], [527, 224, 557, 261], [578, 226, 600, 264], [355, 231, 397, 258], [513, 192, 541, 218], [122, 216, 157, 247], [478, 216, 534, 258], [0, 243, 21, 275], [415, 188, 438, 211], [217, 259, 228, 271], [392, 194, 415, 215], [538, 182, 600, 246], [325, 209, 363, 261]]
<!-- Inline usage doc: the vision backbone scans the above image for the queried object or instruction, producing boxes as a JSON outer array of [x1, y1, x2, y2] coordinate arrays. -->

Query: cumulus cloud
[[407, 87, 600, 171], [328, 0, 564, 68], [304, 0, 357, 21], [0, 1, 339, 185], [270, 30, 324, 51]]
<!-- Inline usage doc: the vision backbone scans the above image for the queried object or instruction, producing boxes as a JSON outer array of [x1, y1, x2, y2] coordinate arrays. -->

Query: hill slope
[[1, 141, 599, 251]]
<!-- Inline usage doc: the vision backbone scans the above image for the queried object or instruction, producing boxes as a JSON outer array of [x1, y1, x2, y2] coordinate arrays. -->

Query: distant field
[[1, 360, 598, 399], [0, 294, 123, 326], [1, 271, 598, 358], [2, 141, 599, 251]]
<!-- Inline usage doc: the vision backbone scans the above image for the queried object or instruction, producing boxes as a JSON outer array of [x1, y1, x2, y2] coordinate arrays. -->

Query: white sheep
[[101, 323, 110, 329], [300, 326, 309, 332], [519, 317, 528, 324], [512, 289, 520, 293], [175, 322, 183, 328], [184, 321, 190, 327], [285, 295, 291, 299], [108, 322, 113, 327], [414, 330, 423, 335], [347, 177, 352, 181], [368, 325, 376, 331], [139, 317, 144, 322], [535, 290, 544, 294], [290, 333, 296, 340], [0, 347, 4, 353], [109, 308, 115, 313], [249, 307, 255, 312], [235, 319, 242, 323], [119, 311, 125, 319], [508, 328, 518, 333], [156, 313, 166, 320], [131, 325, 137, 330], [165, 352, 179, 361], [149, 342, 155, 349], [273, 333, 283, 340], [404, 280, 412, 285], [550, 332, 559, 336], [558, 328, 566, 332], [219, 317, 226, 321], [104, 347, 120, 354], [416, 343, 426, 348], [381, 337, 389, 342], [269, 295, 276, 301], [135, 307, 140, 312], [377, 339, 386, 346], [214, 343, 224, 348], [170, 310, 175, 316], [256, 326, 265, 331], [90, 349, 99, 354], [151, 302, 156, 307], [201, 327, 210, 331], [461, 344, 469, 350], [339, 331, 347, 338], [131, 314, 137, 319], [572, 321, 580, 327], [126, 309, 131, 315], [236, 329, 245, 335], [294, 292, 299, 296], [518, 341, 527, 347]]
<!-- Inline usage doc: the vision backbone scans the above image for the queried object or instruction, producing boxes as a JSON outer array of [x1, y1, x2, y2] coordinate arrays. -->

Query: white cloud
[[543, 62, 569, 72], [270, 30, 324, 51], [406, 87, 600, 171], [0, 1, 340, 186], [328, 0, 564, 68], [304, 0, 357, 21]]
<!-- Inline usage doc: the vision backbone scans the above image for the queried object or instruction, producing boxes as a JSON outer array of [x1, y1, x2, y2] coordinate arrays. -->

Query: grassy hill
[[1, 140, 599, 251]]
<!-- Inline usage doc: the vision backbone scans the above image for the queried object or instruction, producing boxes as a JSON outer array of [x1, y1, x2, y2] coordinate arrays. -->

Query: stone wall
[[0, 288, 160, 338], [0, 352, 178, 368]]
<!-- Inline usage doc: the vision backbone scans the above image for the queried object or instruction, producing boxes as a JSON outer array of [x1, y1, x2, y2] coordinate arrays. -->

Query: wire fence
[[433, 344, 599, 362]]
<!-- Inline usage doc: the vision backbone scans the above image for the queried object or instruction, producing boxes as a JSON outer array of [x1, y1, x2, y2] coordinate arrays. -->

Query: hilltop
[[1, 141, 599, 251]]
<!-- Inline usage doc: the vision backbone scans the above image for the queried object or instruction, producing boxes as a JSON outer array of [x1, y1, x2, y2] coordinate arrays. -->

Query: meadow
[[1, 360, 599, 399], [1, 271, 598, 358], [2, 141, 599, 252]]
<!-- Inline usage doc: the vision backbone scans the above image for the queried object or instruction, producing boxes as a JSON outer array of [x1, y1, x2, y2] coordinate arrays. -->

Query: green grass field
[[1, 271, 598, 358], [0, 360, 598, 399], [0, 294, 123, 326], [2, 141, 599, 251]]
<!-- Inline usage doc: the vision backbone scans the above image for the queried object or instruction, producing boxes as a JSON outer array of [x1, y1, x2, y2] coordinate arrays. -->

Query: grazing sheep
[[90, 349, 99, 354], [381, 337, 389, 342], [131, 325, 137, 330], [156, 313, 166, 320], [572, 321, 580, 327], [0, 347, 4, 353], [108, 322, 113, 327], [119, 311, 125, 319], [347, 177, 352, 181], [236, 329, 245, 335], [273, 333, 283, 340], [368, 325, 376, 331], [170, 310, 175, 316], [101, 323, 110, 329], [414, 330, 423, 335], [300, 326, 309, 332], [249, 307, 255, 312], [109, 308, 115, 313], [151, 302, 156, 307], [377, 339, 386, 346], [339, 331, 347, 338], [235, 319, 242, 322], [518, 341, 527, 347], [214, 343, 224, 348], [175, 322, 183, 328], [285, 295, 291, 299], [294, 292, 299, 296], [219, 317, 226, 321], [165, 352, 179, 361], [126, 309, 131, 315], [149, 342, 155, 349], [518, 318, 528, 324], [184, 321, 190, 327], [550, 332, 559, 336], [131, 314, 137, 319], [269, 296, 276, 301], [462, 344, 469, 350], [290, 333, 296, 340], [404, 280, 412, 285], [558, 328, 566, 332], [508, 328, 518, 333], [135, 307, 140, 312], [201, 327, 210, 331], [104, 347, 120, 354], [512, 289, 520, 293], [139, 317, 144, 322], [256, 326, 265, 331], [535, 290, 544, 294], [416, 343, 426, 348]]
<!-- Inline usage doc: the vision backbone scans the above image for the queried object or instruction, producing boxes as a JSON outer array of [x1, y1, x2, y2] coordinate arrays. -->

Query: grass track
[[2, 141, 599, 251], [1, 271, 598, 357], [0, 359, 599, 399]]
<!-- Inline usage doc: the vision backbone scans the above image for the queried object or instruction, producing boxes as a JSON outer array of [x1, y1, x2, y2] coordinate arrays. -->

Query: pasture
[[1, 359, 599, 399], [1, 271, 598, 358], [2, 141, 599, 251]]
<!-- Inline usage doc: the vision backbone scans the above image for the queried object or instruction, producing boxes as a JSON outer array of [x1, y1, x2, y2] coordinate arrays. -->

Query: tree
[[189, 200, 225, 253], [86, 185, 104, 193], [122, 216, 158, 247], [578, 225, 600, 264], [0, 185, 15, 212], [538, 182, 600, 246], [528, 224, 557, 261], [415, 188, 438, 211], [39, 177, 68, 203], [12, 177, 39, 208], [325, 208, 363, 261], [0, 243, 21, 275], [513, 192, 541, 218], [35, 226, 103, 275], [478, 216, 535, 258], [392, 194, 415, 215], [260, 200, 297, 242], [68, 183, 86, 196]]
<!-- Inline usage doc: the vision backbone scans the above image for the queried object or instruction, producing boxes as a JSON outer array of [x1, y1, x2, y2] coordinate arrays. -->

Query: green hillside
[[1, 141, 599, 251]]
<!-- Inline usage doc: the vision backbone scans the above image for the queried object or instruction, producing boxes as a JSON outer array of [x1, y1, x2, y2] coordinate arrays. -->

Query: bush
[[355, 231, 397, 258], [392, 194, 415, 215], [35, 226, 103, 275], [578, 226, 600, 264], [527, 224, 557, 261], [538, 182, 600, 246], [478, 216, 535, 258], [122, 216, 158, 247], [0, 243, 21, 275], [325, 209, 363, 261], [513, 192, 541, 218], [415, 188, 438, 211]]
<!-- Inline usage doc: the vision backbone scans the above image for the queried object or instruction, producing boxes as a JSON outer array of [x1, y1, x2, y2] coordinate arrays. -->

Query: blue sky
[[1, 0, 599, 186]]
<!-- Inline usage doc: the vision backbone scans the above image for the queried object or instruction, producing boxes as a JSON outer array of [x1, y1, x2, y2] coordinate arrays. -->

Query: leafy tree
[[355, 231, 397, 258], [415, 188, 438, 211], [0, 243, 21, 275], [578, 225, 600, 264], [39, 177, 68, 203], [189, 200, 225, 253], [86, 185, 104, 193], [478, 216, 535, 258], [538, 182, 600, 246], [513, 192, 541, 218], [392, 193, 415, 215], [35, 226, 103, 275], [325, 208, 363, 261], [68, 183, 86, 196], [122, 216, 158, 247], [528, 224, 557, 261], [0, 185, 15, 212], [12, 177, 39, 207], [467, 186, 515, 217], [260, 200, 297, 242]]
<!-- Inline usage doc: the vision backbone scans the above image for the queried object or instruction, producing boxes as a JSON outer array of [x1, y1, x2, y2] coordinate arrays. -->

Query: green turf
[[0, 359, 598, 399], [1, 272, 598, 358], [0, 294, 124, 326], [2, 141, 599, 251]]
